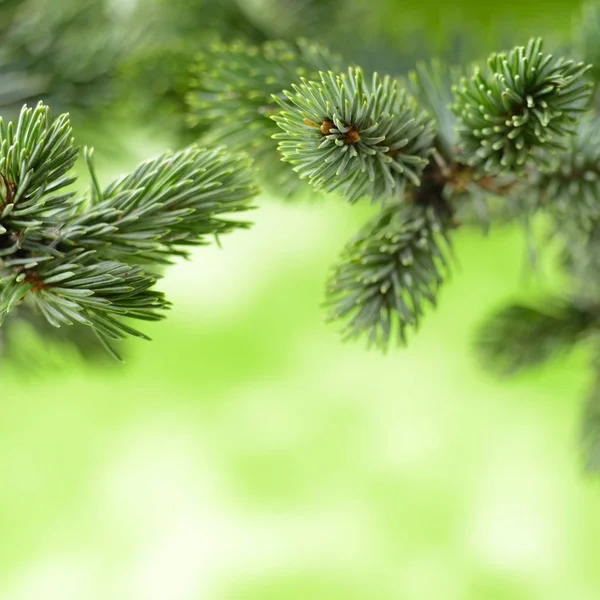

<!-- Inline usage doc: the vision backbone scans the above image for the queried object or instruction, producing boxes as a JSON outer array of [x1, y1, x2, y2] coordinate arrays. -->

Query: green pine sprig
[[453, 38, 592, 173], [188, 38, 342, 196], [476, 298, 600, 376], [0, 102, 257, 359], [273, 67, 436, 203], [326, 202, 452, 349], [58, 146, 256, 264], [0, 103, 79, 230], [537, 114, 600, 228]]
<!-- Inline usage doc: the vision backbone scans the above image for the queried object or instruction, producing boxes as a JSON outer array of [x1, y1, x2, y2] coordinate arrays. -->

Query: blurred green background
[[2, 1, 600, 599]]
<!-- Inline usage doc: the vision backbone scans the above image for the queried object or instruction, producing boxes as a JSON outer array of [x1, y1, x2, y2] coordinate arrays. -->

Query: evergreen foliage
[[193, 33, 595, 352], [5, 0, 600, 471], [452, 38, 591, 173], [188, 38, 342, 195], [189, 6, 600, 470], [326, 202, 452, 348], [0, 102, 256, 359], [475, 298, 600, 376], [273, 68, 435, 202]]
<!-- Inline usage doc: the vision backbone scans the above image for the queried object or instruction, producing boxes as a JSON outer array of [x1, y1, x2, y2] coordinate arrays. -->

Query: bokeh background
[[2, 0, 600, 598]]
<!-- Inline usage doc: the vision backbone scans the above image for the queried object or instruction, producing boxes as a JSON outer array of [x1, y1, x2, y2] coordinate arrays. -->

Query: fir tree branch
[[453, 38, 593, 173], [273, 67, 436, 203], [0, 249, 167, 337], [476, 298, 600, 376], [0, 102, 257, 359], [537, 114, 600, 228], [188, 38, 342, 196], [326, 201, 452, 349], [57, 146, 257, 264], [0, 102, 79, 229]]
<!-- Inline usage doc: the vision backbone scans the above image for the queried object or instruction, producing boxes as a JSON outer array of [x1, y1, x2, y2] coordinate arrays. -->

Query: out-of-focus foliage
[[0, 0, 135, 117]]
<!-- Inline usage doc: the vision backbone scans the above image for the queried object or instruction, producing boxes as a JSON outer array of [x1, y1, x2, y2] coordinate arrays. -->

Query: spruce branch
[[273, 68, 436, 203], [180, 22, 600, 474], [537, 114, 600, 227], [453, 38, 593, 173], [188, 38, 340, 146], [188, 38, 342, 196], [0, 102, 79, 229], [476, 298, 600, 376], [326, 202, 452, 349], [0, 102, 257, 359], [408, 59, 459, 161], [59, 146, 256, 264], [0, 249, 168, 359], [188, 33, 600, 377]]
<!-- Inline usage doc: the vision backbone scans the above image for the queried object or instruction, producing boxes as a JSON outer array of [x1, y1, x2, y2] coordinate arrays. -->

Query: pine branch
[[188, 35, 597, 358], [408, 59, 460, 161], [273, 67, 436, 203], [476, 298, 600, 376], [57, 146, 256, 264], [188, 38, 342, 196], [537, 114, 600, 228], [180, 20, 600, 475], [0, 249, 168, 360], [453, 38, 592, 173], [0, 102, 257, 359], [0, 103, 79, 230], [326, 202, 452, 349]]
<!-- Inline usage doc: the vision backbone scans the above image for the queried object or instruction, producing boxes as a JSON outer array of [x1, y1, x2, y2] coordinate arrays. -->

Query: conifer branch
[[326, 202, 452, 349], [476, 298, 600, 376], [0, 102, 257, 359], [186, 32, 599, 370], [59, 146, 256, 264], [453, 38, 592, 173], [188, 38, 342, 196], [186, 35, 595, 353], [537, 114, 600, 228], [273, 68, 436, 203], [179, 11, 600, 473]]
